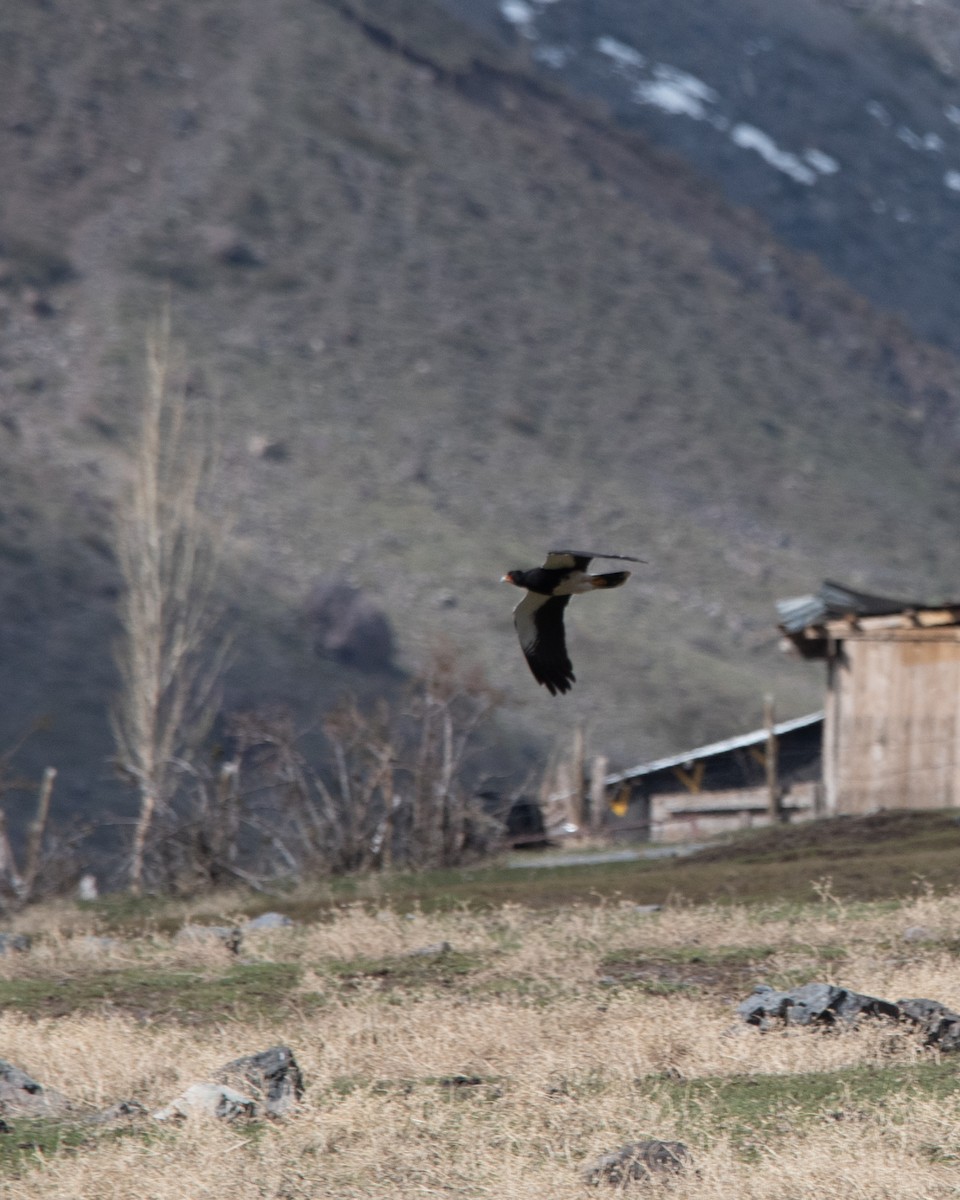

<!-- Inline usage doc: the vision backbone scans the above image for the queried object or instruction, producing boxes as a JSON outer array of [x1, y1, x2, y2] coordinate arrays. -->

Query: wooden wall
[[824, 629, 960, 813], [649, 782, 818, 843]]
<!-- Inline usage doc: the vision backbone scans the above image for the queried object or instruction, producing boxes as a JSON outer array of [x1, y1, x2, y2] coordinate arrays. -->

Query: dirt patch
[[599, 949, 775, 997]]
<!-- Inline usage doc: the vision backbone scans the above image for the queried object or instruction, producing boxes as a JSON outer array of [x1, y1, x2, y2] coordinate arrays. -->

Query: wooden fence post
[[570, 723, 586, 834], [589, 755, 608, 833], [22, 766, 56, 898], [764, 694, 782, 822], [0, 809, 24, 899]]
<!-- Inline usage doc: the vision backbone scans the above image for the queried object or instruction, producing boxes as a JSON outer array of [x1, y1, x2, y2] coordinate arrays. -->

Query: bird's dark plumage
[[502, 550, 643, 695]]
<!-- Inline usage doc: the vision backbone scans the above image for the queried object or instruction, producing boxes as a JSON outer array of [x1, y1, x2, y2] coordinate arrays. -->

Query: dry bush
[[225, 642, 504, 880]]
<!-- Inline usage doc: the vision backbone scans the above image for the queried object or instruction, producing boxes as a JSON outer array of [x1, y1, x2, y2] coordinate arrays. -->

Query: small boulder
[[88, 1099, 148, 1125], [152, 1082, 256, 1123], [0, 933, 32, 956], [77, 873, 99, 901], [0, 1059, 74, 1119], [403, 941, 452, 958], [582, 1139, 690, 1186], [247, 435, 290, 462], [738, 982, 900, 1028], [244, 912, 295, 932], [897, 998, 960, 1051], [175, 925, 243, 954], [213, 1045, 304, 1119]]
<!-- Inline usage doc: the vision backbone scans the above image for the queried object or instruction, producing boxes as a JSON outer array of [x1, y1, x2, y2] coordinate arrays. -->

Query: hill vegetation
[[1, 0, 960, 851]]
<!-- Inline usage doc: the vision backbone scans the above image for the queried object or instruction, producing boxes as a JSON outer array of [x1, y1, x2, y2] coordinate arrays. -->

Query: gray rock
[[152, 1082, 256, 1122], [244, 912, 295, 931], [175, 925, 243, 954], [0, 1059, 74, 1118], [87, 1099, 148, 1125], [403, 941, 452, 958], [738, 982, 900, 1028], [582, 1139, 690, 1186], [902, 925, 934, 943], [740, 984, 960, 1052], [77, 873, 98, 901], [0, 932, 31, 956], [213, 1045, 304, 1118], [897, 998, 960, 1051]]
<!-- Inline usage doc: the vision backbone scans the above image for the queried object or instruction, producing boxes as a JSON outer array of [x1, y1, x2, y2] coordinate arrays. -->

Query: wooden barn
[[778, 581, 960, 814], [601, 711, 824, 843]]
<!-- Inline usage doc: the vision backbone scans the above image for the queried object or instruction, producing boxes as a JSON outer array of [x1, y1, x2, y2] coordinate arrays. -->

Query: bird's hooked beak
[[500, 572, 515, 585]]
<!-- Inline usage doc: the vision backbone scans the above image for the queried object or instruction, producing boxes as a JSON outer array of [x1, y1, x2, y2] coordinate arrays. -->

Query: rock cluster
[[738, 981, 960, 1049], [0, 1046, 304, 1128]]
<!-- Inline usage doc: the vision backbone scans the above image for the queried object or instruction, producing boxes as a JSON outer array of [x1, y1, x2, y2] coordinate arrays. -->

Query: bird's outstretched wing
[[544, 549, 644, 571], [513, 591, 574, 695]]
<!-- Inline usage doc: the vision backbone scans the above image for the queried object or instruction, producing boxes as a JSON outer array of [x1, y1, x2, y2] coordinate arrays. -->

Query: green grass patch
[[465, 974, 567, 1004], [0, 1118, 148, 1176], [71, 812, 960, 938], [322, 947, 481, 989], [645, 1061, 960, 1155], [315, 814, 960, 912], [0, 962, 303, 1023]]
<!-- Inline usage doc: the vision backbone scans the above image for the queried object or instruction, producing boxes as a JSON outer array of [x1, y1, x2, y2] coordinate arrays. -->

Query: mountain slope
[[440, 0, 960, 352], [1, 0, 960, 836]]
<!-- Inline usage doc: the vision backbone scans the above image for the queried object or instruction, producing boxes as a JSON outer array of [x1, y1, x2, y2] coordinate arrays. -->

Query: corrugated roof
[[776, 580, 918, 633], [604, 710, 824, 787]]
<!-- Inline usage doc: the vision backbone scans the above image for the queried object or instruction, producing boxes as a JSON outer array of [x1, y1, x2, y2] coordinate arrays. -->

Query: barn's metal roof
[[604, 711, 824, 787], [776, 580, 915, 634]]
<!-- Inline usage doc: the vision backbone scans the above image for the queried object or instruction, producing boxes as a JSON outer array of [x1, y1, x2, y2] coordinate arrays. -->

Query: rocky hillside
[[442, 0, 960, 351], [1, 0, 960, 841]]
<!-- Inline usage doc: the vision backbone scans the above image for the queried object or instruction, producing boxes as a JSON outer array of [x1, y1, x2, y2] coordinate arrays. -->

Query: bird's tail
[[589, 570, 631, 589]]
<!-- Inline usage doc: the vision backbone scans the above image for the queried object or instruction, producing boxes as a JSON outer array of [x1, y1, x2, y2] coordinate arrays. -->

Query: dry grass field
[[3, 868, 960, 1198]]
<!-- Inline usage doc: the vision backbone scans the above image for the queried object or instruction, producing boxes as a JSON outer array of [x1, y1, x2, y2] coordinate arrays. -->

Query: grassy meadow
[[3, 816, 960, 1196]]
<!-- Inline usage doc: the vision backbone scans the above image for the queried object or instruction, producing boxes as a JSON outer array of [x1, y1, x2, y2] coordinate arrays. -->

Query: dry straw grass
[[3, 892, 960, 1197]]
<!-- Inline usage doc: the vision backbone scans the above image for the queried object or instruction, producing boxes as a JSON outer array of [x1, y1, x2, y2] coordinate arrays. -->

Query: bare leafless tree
[[224, 644, 504, 882], [396, 640, 501, 869], [111, 310, 231, 894]]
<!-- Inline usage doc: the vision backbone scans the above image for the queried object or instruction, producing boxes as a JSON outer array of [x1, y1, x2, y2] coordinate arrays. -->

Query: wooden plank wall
[[649, 782, 818, 843], [827, 630, 960, 812]]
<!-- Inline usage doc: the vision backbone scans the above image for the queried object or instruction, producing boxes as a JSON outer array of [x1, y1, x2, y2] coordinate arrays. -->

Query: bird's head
[[501, 570, 524, 587]]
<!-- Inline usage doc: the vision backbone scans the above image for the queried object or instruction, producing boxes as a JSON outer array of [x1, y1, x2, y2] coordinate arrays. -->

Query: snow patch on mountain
[[534, 44, 573, 68], [804, 149, 840, 175], [898, 126, 944, 152], [731, 125, 817, 185], [499, 0, 562, 36], [634, 66, 719, 120], [595, 36, 645, 71]]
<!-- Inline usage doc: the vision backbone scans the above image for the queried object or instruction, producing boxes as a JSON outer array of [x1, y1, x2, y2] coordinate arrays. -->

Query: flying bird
[[502, 550, 643, 695]]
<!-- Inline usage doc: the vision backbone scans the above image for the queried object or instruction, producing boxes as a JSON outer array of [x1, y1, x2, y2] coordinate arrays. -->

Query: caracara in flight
[[502, 550, 642, 695]]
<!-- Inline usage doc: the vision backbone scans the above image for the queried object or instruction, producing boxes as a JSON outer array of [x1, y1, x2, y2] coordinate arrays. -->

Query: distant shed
[[603, 711, 823, 842], [778, 581, 960, 814]]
